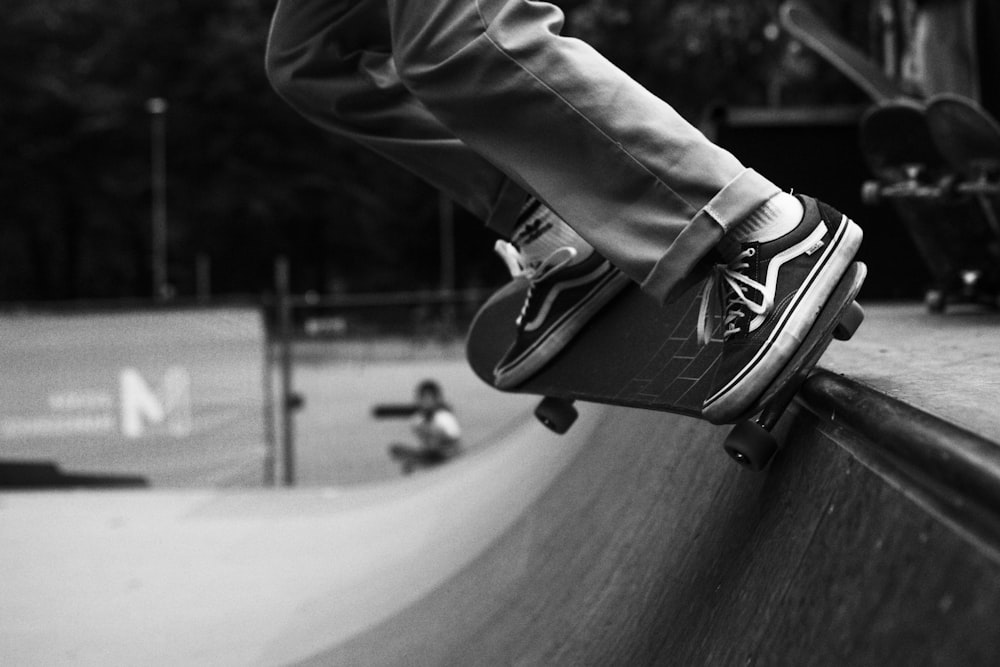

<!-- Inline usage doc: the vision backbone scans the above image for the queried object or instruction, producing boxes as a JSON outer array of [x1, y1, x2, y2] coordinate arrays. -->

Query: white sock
[[729, 192, 804, 244], [511, 197, 594, 266]]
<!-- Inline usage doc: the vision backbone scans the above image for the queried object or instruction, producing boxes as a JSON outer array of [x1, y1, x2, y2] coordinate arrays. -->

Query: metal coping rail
[[800, 369, 1000, 561]]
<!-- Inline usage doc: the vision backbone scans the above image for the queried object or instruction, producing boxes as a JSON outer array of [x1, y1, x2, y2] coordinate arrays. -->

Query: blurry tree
[[0, 0, 465, 300], [0, 0, 874, 301], [564, 0, 871, 116]]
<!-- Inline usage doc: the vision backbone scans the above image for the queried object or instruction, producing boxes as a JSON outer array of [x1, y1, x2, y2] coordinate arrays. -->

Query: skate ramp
[[320, 372, 1000, 666], [5, 309, 1000, 664], [0, 412, 598, 665]]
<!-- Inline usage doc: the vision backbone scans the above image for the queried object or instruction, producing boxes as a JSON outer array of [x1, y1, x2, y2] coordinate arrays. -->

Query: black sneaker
[[493, 244, 630, 389], [700, 195, 863, 423]]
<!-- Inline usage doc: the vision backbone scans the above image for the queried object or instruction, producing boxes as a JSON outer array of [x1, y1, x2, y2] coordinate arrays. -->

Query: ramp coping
[[800, 369, 1000, 561]]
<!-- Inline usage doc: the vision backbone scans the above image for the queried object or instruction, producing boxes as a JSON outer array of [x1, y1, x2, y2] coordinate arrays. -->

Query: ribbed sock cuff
[[512, 198, 593, 265], [728, 192, 804, 244]]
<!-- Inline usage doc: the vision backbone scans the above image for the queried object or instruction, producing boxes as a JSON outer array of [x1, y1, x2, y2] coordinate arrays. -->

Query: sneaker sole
[[702, 215, 863, 422], [494, 267, 631, 389]]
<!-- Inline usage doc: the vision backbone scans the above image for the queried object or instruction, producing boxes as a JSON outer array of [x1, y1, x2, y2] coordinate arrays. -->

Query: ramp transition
[[320, 371, 1000, 666]]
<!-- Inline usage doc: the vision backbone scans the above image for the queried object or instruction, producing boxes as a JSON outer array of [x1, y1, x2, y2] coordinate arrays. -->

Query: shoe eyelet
[[746, 248, 756, 257]]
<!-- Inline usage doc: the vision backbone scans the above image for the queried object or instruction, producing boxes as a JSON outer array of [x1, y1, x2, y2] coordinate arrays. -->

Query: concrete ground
[[823, 303, 1000, 442], [288, 339, 536, 486]]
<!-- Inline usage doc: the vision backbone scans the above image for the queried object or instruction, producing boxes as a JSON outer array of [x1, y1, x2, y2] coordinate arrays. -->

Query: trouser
[[266, 0, 781, 301]]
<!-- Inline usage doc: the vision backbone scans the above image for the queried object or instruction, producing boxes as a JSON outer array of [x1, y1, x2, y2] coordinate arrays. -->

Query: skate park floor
[[821, 303, 1000, 442]]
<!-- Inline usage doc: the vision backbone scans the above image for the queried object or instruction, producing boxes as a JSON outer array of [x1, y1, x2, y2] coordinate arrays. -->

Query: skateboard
[[925, 94, 1000, 308], [778, 0, 908, 103], [926, 94, 1000, 241], [781, 1, 957, 309], [389, 443, 457, 475], [467, 262, 866, 472], [860, 99, 1000, 311]]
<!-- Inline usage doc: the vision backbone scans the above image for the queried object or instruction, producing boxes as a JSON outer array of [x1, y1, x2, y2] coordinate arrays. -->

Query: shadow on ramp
[[0, 460, 148, 489]]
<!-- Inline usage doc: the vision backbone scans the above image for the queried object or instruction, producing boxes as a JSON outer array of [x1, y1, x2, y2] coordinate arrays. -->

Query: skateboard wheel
[[925, 289, 946, 314], [723, 420, 778, 472], [535, 397, 577, 435], [861, 181, 882, 205], [833, 301, 865, 341]]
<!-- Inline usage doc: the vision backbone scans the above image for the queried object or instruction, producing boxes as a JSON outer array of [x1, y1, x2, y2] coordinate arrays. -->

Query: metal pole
[[878, 0, 899, 79], [275, 256, 296, 486], [146, 97, 169, 301], [262, 322, 277, 487]]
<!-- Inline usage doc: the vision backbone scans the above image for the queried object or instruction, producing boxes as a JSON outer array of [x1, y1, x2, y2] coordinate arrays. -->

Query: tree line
[[0, 0, 865, 301]]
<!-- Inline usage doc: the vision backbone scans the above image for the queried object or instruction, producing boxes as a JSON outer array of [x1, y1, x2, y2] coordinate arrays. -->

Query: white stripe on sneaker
[[703, 215, 856, 409], [521, 262, 615, 333], [747, 222, 828, 333]]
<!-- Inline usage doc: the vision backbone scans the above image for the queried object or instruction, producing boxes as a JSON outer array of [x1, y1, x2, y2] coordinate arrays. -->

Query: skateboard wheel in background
[[860, 180, 883, 205], [535, 397, 578, 435], [723, 421, 778, 472], [925, 289, 947, 314], [833, 301, 865, 341]]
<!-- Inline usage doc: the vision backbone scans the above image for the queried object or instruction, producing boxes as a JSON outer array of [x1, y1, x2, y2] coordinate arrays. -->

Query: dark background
[[1, 0, 894, 302]]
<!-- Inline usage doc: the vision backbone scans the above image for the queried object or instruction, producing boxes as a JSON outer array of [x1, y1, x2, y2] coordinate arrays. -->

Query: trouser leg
[[265, 0, 525, 236], [386, 0, 781, 300]]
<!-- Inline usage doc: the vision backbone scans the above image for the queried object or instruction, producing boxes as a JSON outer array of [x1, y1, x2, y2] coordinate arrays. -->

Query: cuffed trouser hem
[[640, 169, 781, 303], [484, 178, 529, 238]]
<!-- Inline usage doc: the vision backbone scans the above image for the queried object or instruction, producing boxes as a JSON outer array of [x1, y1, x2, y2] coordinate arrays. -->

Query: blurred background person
[[389, 379, 462, 474]]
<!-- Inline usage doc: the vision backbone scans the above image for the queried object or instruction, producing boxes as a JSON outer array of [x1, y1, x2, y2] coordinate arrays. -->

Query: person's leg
[[266, 0, 629, 388], [385, 0, 787, 296], [387, 0, 862, 420], [266, 0, 522, 231]]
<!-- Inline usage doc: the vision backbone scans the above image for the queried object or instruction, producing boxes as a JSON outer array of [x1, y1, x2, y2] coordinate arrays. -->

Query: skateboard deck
[[861, 99, 1000, 310], [779, 1, 908, 103], [469, 265, 720, 419], [926, 94, 1000, 241], [467, 262, 867, 470], [781, 1, 997, 309], [927, 95, 1000, 175]]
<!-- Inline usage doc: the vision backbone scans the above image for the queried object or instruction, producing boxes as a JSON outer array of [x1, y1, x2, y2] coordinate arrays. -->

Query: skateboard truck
[[860, 164, 950, 205], [957, 161, 1000, 241], [721, 300, 865, 471]]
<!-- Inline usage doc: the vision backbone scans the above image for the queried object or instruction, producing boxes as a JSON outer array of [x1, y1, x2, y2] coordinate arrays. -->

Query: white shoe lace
[[696, 247, 773, 345], [494, 241, 579, 326]]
